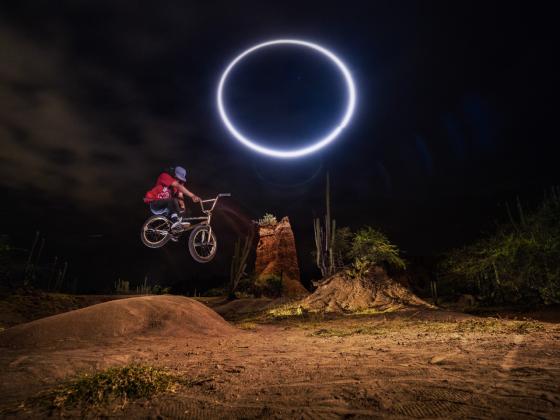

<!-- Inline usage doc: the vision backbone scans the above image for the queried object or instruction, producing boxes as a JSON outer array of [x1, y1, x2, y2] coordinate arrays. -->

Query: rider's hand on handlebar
[[191, 195, 200, 203]]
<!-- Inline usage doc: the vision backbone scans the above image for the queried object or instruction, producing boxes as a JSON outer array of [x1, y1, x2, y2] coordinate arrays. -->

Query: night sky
[[0, 1, 557, 292]]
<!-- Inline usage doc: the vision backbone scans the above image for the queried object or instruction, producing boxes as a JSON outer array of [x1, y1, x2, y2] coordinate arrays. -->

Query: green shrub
[[255, 274, 283, 298], [348, 226, 406, 272], [257, 213, 277, 227], [204, 287, 226, 297], [441, 190, 560, 305], [151, 284, 170, 295], [333, 226, 353, 269], [264, 275, 283, 297], [346, 257, 371, 279]]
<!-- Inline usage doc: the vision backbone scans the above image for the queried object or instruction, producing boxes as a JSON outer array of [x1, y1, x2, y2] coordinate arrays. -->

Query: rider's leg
[[169, 198, 183, 230], [150, 200, 171, 214], [151, 199, 180, 223]]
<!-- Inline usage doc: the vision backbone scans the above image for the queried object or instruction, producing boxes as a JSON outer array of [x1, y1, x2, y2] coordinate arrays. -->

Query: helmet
[[174, 166, 187, 182]]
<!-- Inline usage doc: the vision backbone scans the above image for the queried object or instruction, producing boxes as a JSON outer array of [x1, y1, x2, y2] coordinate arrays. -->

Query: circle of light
[[217, 39, 356, 158]]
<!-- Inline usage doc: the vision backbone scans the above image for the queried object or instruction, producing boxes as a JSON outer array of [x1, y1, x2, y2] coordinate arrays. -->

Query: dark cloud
[[90, 150, 125, 165], [46, 147, 77, 166]]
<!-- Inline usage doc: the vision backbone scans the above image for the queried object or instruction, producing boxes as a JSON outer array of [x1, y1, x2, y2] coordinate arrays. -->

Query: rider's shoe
[[170, 216, 183, 231], [170, 236, 179, 242]]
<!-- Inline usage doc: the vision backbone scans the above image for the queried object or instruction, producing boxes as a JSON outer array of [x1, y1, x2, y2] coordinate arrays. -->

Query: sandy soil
[[0, 292, 133, 329], [1, 296, 559, 419]]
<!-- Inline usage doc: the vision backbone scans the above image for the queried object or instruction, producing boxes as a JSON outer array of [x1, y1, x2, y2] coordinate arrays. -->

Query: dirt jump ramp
[[0, 295, 235, 349]]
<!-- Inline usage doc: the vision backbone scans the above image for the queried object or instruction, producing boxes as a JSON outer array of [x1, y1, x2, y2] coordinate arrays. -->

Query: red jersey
[[143, 173, 180, 203]]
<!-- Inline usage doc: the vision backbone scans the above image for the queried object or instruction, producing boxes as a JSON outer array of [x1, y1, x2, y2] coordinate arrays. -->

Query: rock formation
[[255, 216, 308, 297]]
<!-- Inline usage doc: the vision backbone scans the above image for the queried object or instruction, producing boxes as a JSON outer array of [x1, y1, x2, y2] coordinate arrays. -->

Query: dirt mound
[[0, 291, 130, 328], [301, 266, 433, 313], [213, 298, 277, 319], [0, 295, 234, 349]]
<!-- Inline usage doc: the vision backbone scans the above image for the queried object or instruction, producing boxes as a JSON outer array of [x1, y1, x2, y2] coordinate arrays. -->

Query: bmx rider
[[143, 166, 200, 233]]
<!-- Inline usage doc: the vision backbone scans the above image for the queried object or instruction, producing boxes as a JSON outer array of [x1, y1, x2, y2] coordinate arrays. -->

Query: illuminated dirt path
[[1, 312, 559, 418]]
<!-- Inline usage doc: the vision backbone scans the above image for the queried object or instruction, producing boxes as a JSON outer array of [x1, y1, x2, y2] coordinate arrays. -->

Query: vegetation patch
[[268, 304, 306, 318], [309, 318, 546, 338], [311, 326, 384, 338], [353, 308, 395, 316], [440, 190, 560, 305], [454, 318, 545, 334], [236, 321, 257, 330], [35, 364, 194, 411]]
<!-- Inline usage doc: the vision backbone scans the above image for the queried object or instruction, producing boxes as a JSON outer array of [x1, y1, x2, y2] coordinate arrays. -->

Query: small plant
[[229, 230, 255, 299], [114, 278, 130, 294], [257, 213, 277, 227], [255, 274, 283, 298], [333, 226, 353, 269], [236, 321, 257, 330], [38, 365, 186, 410], [454, 318, 545, 334], [311, 326, 383, 338], [346, 257, 371, 279], [151, 284, 170, 295], [264, 275, 283, 297], [204, 287, 226, 297], [136, 276, 151, 295], [268, 303, 305, 318]]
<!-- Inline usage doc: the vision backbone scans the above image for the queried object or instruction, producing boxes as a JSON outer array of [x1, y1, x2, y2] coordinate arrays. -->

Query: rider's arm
[[172, 181, 200, 202], [177, 191, 186, 209]]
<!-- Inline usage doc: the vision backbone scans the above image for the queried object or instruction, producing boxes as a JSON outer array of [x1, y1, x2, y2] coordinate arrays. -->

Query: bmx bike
[[140, 193, 230, 263]]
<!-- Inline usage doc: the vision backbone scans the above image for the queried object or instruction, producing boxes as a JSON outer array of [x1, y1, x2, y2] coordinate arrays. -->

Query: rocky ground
[[0, 296, 559, 419]]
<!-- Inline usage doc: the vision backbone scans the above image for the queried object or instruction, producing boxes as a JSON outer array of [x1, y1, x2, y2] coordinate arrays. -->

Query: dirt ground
[[0, 291, 132, 329], [1, 296, 559, 419]]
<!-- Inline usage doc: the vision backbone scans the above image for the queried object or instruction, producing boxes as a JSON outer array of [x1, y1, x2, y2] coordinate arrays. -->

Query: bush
[[257, 213, 277, 227], [204, 287, 226, 297], [264, 275, 283, 297], [333, 226, 353, 269], [348, 226, 406, 272], [441, 190, 560, 305], [151, 284, 170, 295], [254, 274, 283, 298]]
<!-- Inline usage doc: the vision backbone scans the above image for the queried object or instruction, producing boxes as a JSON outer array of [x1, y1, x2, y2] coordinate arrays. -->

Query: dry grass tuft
[[236, 321, 257, 330], [34, 364, 195, 411], [310, 326, 384, 337], [454, 318, 545, 334]]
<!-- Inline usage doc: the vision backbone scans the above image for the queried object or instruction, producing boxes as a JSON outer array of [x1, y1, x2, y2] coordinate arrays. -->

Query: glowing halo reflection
[[217, 39, 356, 158]]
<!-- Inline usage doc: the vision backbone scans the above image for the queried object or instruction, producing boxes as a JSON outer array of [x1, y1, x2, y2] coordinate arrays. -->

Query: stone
[[254, 216, 308, 297]]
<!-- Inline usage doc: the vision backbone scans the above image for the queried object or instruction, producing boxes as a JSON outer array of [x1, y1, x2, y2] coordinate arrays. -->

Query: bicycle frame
[[181, 193, 230, 230]]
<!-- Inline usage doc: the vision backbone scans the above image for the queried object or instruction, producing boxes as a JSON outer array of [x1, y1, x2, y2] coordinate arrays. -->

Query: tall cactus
[[314, 173, 336, 278], [229, 229, 254, 299]]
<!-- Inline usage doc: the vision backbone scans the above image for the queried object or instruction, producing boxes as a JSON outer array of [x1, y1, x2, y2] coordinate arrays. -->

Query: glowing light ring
[[217, 39, 356, 158]]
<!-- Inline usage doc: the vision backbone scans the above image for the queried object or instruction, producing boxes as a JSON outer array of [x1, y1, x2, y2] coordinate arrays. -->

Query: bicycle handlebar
[[198, 193, 230, 213]]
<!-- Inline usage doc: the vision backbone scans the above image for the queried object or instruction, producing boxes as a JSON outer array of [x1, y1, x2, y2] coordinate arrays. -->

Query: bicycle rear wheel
[[141, 215, 172, 248], [188, 225, 217, 263]]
